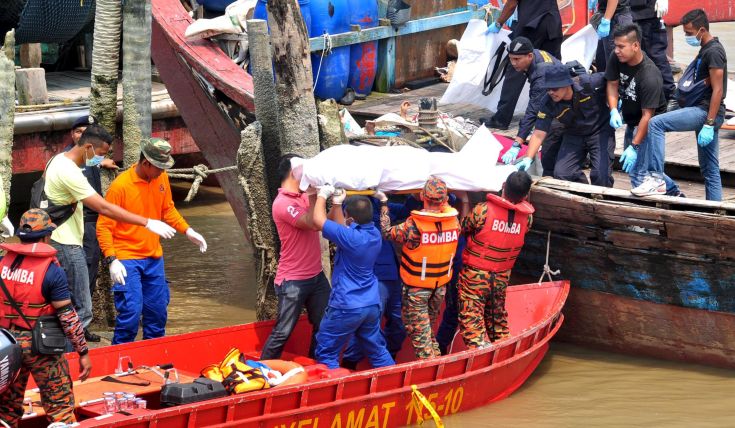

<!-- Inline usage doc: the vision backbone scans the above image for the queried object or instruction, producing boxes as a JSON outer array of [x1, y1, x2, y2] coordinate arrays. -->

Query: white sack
[[293, 126, 516, 192], [560, 24, 598, 70], [440, 20, 529, 114]]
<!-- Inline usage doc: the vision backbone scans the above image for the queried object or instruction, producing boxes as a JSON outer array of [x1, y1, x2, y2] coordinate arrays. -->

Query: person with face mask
[[604, 24, 673, 194], [630, 9, 726, 201], [43, 126, 178, 345]]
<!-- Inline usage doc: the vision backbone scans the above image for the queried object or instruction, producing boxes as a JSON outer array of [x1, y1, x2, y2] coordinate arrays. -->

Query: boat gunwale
[[78, 281, 569, 426]]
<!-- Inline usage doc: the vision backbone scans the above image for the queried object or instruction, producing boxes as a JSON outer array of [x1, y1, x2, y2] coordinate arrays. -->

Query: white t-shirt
[[44, 154, 96, 246]]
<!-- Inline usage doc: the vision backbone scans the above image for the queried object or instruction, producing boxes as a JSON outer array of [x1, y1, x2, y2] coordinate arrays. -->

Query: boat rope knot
[[410, 385, 444, 428], [538, 230, 560, 284], [167, 164, 238, 202]]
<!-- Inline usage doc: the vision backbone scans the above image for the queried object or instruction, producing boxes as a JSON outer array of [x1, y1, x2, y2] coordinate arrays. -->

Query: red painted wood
[[12, 117, 198, 174], [20, 281, 569, 427], [557, 287, 735, 369]]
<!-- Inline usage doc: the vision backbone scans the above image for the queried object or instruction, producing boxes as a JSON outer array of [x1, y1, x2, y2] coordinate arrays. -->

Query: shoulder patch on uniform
[[537, 112, 547, 119]]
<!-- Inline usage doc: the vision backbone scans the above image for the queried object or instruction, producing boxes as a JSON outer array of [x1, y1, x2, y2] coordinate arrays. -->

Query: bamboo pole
[[0, 31, 15, 210], [122, 0, 152, 167], [236, 122, 280, 321]]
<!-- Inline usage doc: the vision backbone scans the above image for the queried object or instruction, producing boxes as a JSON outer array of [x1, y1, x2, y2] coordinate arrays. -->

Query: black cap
[[71, 114, 98, 130], [507, 37, 534, 55], [541, 64, 573, 90]]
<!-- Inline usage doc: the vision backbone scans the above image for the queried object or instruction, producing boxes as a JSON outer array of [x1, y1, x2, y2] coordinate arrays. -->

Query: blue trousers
[[260, 272, 330, 360], [342, 279, 405, 362], [436, 269, 460, 355], [112, 257, 169, 345], [553, 126, 615, 187], [315, 304, 395, 369], [51, 241, 93, 329]]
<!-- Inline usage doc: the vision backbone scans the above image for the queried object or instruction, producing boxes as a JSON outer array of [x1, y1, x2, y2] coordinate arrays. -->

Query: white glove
[[186, 228, 207, 253], [373, 190, 388, 203], [146, 219, 176, 239], [110, 259, 127, 285], [0, 216, 14, 238], [317, 185, 335, 199], [332, 188, 346, 205], [655, 0, 668, 18]]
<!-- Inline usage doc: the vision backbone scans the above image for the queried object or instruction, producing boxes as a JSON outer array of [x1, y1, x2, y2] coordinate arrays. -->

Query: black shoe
[[667, 190, 687, 198], [84, 328, 101, 342], [340, 359, 358, 370], [479, 116, 509, 130]]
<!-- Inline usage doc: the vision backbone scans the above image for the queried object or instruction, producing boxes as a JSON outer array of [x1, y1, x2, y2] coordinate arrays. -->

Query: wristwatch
[[705, 118, 716, 126], [631, 144, 640, 151], [104, 255, 117, 267]]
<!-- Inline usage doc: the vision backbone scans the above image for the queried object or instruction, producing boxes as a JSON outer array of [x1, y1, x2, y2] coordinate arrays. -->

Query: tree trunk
[[122, 0, 152, 167], [236, 122, 280, 321], [89, 0, 123, 330], [317, 99, 348, 150], [266, 0, 320, 157], [0, 31, 15, 214]]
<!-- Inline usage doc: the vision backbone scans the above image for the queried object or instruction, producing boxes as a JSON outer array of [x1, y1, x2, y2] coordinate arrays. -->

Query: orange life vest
[[399, 206, 460, 289], [462, 194, 534, 273], [0, 242, 58, 330]]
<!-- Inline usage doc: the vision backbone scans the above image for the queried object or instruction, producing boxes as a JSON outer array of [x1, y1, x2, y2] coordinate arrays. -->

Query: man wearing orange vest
[[458, 171, 534, 347], [377, 177, 461, 359], [0, 209, 91, 425]]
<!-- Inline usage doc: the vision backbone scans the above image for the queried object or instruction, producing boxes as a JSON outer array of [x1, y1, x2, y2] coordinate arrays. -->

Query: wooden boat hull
[[514, 179, 735, 368], [18, 281, 568, 427]]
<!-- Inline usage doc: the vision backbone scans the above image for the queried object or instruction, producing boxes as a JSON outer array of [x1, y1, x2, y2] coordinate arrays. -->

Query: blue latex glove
[[620, 145, 638, 173], [515, 157, 533, 171], [609, 108, 623, 129], [588, 0, 598, 12], [698, 124, 714, 147], [502, 145, 521, 165], [597, 18, 611, 38], [486, 21, 501, 35]]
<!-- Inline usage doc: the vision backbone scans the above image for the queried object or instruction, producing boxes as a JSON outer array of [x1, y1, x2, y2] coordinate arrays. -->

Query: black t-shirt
[[605, 53, 667, 126], [599, 0, 630, 13], [696, 38, 727, 116], [630, 0, 656, 21]]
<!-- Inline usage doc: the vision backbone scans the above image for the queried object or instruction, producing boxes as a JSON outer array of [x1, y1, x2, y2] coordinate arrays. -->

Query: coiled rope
[[167, 164, 238, 202]]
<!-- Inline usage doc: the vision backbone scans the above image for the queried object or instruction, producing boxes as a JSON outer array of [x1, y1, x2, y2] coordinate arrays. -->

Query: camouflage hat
[[422, 176, 448, 202], [17, 208, 56, 238], [141, 137, 175, 170]]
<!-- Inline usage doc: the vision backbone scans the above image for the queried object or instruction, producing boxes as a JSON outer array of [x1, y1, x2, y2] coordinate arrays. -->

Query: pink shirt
[[272, 188, 323, 284]]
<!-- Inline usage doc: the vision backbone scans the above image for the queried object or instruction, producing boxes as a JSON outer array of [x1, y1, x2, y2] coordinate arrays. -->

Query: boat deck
[[347, 82, 735, 187], [46, 70, 168, 102]]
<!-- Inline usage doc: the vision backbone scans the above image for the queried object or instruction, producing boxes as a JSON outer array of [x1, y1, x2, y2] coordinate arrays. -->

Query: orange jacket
[[463, 194, 534, 272], [399, 206, 460, 289], [97, 165, 189, 260]]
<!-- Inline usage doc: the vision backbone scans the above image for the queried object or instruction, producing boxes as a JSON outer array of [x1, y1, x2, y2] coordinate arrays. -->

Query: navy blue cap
[[507, 37, 534, 55], [71, 115, 98, 130], [541, 64, 573, 90]]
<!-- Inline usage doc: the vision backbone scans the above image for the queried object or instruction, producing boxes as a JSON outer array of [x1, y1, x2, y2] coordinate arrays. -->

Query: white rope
[[537, 231, 560, 284], [313, 32, 333, 93], [166, 164, 238, 202]]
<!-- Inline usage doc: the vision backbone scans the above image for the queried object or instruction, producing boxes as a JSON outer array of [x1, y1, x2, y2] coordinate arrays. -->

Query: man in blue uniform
[[494, 37, 562, 171], [311, 187, 394, 369], [515, 64, 614, 187], [482, 0, 562, 130]]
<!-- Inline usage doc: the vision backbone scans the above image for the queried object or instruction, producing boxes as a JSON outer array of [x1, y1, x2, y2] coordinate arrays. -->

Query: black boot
[[340, 359, 359, 370], [84, 328, 101, 342]]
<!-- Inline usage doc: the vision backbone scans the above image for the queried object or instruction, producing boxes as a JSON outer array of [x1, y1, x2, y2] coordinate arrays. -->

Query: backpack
[[29, 155, 77, 226], [675, 57, 708, 108]]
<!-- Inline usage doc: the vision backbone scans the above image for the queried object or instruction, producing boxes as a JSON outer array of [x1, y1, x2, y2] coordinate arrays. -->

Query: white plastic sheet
[[439, 20, 529, 113], [292, 126, 516, 192], [560, 24, 599, 70]]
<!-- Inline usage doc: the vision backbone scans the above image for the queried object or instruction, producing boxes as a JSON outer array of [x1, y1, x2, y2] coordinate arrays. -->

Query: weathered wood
[[237, 122, 279, 321], [0, 31, 15, 210], [247, 19, 281, 201], [316, 99, 347, 150], [15, 68, 49, 105], [19, 43, 42, 68], [267, 0, 319, 158], [122, 0, 152, 167]]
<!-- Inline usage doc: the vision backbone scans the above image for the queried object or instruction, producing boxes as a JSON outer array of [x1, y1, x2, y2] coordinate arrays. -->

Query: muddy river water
[[160, 185, 734, 427]]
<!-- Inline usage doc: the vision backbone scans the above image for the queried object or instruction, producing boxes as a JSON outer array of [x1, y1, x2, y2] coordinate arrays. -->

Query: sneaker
[[478, 116, 509, 130], [631, 175, 666, 196], [84, 328, 101, 342]]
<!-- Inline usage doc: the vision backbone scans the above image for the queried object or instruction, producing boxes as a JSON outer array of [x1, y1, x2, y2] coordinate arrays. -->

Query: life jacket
[[399, 206, 460, 289], [0, 242, 58, 330], [462, 194, 534, 273], [205, 348, 271, 394]]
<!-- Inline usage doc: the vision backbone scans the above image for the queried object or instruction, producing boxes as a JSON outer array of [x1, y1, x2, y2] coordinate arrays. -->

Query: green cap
[[141, 137, 175, 170]]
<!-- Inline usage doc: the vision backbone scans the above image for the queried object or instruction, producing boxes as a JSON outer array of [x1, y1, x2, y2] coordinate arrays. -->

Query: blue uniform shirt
[[322, 220, 382, 309], [517, 49, 562, 140]]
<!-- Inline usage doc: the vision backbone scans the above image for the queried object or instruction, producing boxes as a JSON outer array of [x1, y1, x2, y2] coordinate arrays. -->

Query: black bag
[[0, 277, 66, 355], [675, 58, 707, 108], [30, 155, 77, 226]]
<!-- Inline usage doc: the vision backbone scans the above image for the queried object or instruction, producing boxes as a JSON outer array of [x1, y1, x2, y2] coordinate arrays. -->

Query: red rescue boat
[[20, 281, 568, 427]]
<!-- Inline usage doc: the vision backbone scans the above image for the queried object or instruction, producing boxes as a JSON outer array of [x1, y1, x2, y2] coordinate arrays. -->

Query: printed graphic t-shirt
[[605, 53, 667, 126]]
